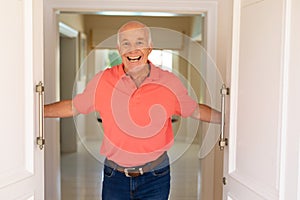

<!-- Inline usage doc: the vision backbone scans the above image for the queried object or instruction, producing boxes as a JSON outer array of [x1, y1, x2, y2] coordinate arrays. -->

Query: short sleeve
[[174, 85, 198, 117], [73, 72, 102, 114], [167, 74, 197, 117]]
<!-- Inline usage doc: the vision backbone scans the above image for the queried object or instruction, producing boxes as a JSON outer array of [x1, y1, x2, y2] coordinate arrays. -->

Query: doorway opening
[[58, 13, 206, 200]]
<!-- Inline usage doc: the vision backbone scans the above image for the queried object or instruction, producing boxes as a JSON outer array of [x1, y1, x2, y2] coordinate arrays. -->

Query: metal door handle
[[219, 84, 229, 150], [36, 81, 45, 150]]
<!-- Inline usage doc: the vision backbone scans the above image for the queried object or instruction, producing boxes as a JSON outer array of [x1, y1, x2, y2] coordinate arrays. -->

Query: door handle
[[36, 81, 45, 150], [219, 84, 229, 150]]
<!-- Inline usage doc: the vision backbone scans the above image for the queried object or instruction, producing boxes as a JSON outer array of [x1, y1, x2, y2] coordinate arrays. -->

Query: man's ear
[[148, 42, 153, 53], [149, 41, 153, 49]]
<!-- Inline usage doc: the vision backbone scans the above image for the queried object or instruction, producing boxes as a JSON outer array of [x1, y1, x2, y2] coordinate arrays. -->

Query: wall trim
[[59, 22, 78, 38]]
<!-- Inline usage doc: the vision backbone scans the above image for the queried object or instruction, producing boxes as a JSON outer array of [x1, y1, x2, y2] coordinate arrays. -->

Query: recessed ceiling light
[[96, 11, 178, 17]]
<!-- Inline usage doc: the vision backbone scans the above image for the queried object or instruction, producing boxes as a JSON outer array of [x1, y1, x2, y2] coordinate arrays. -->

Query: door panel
[[0, 0, 44, 199], [224, 0, 285, 199]]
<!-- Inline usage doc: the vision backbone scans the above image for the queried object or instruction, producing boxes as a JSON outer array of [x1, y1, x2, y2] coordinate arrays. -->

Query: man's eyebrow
[[137, 37, 146, 41], [120, 38, 129, 43]]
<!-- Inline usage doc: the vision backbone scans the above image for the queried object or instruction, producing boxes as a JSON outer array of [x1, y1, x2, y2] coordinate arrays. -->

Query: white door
[[223, 0, 299, 199], [0, 0, 44, 199]]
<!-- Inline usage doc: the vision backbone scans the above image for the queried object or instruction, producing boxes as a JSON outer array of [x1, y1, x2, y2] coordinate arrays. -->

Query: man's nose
[[125, 44, 141, 54], [131, 43, 143, 51]]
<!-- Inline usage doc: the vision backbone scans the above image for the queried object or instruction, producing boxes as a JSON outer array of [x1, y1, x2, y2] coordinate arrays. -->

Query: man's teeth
[[127, 56, 141, 62]]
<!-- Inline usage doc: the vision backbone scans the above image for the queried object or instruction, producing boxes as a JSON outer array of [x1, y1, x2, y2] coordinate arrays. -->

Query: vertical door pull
[[36, 81, 45, 150], [219, 84, 229, 150]]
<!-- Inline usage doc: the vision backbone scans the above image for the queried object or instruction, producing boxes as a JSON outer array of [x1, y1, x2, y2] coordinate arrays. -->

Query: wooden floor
[[61, 141, 203, 200]]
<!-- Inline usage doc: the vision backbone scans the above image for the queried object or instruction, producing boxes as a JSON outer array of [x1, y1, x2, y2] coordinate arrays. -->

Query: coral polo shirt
[[73, 61, 197, 167]]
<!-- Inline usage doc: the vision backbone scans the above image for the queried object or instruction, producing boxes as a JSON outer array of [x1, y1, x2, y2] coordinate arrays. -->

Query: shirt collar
[[147, 61, 159, 81], [118, 60, 160, 81], [118, 63, 127, 78]]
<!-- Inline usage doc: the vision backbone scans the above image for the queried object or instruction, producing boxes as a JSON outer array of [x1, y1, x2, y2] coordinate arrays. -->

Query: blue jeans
[[102, 164, 170, 200]]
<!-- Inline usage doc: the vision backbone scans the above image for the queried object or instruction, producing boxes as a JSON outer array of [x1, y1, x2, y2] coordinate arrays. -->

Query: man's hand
[[44, 99, 77, 118], [191, 104, 221, 124]]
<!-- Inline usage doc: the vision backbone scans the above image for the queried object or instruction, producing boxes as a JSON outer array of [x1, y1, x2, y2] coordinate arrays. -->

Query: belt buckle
[[124, 167, 144, 177]]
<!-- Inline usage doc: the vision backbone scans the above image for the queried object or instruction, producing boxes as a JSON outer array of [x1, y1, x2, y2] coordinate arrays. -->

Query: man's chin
[[124, 62, 147, 72]]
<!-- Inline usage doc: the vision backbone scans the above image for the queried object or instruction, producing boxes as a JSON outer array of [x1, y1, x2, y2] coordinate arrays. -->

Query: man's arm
[[191, 103, 221, 124], [44, 99, 77, 118]]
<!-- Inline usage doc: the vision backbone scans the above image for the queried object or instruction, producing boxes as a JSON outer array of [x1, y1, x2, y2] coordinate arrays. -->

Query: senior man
[[45, 21, 220, 200]]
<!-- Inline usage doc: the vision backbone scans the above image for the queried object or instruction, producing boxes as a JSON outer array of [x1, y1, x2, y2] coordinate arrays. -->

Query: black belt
[[105, 152, 167, 177]]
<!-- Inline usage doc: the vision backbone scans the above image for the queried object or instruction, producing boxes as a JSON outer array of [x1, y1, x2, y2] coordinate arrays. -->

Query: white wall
[[59, 14, 85, 32]]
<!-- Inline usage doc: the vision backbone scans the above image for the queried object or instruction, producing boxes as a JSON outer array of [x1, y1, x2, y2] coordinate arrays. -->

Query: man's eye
[[137, 41, 144, 45], [122, 42, 130, 47]]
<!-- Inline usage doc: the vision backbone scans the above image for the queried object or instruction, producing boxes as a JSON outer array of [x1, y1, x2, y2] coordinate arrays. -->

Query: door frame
[[44, 1, 218, 199]]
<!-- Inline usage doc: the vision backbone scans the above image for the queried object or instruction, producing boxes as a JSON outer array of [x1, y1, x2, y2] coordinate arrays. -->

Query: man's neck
[[125, 64, 150, 87]]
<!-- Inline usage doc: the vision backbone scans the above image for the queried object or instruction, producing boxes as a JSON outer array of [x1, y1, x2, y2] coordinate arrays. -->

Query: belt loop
[[113, 163, 118, 171], [105, 158, 118, 171]]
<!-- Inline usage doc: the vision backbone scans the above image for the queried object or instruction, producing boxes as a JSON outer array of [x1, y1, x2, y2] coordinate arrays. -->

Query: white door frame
[[44, 1, 218, 199]]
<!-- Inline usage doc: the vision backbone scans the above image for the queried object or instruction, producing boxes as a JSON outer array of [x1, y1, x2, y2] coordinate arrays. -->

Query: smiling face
[[117, 22, 153, 73]]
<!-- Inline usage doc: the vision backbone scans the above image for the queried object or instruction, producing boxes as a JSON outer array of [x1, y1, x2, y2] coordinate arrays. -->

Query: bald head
[[118, 21, 147, 32], [117, 21, 152, 46]]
